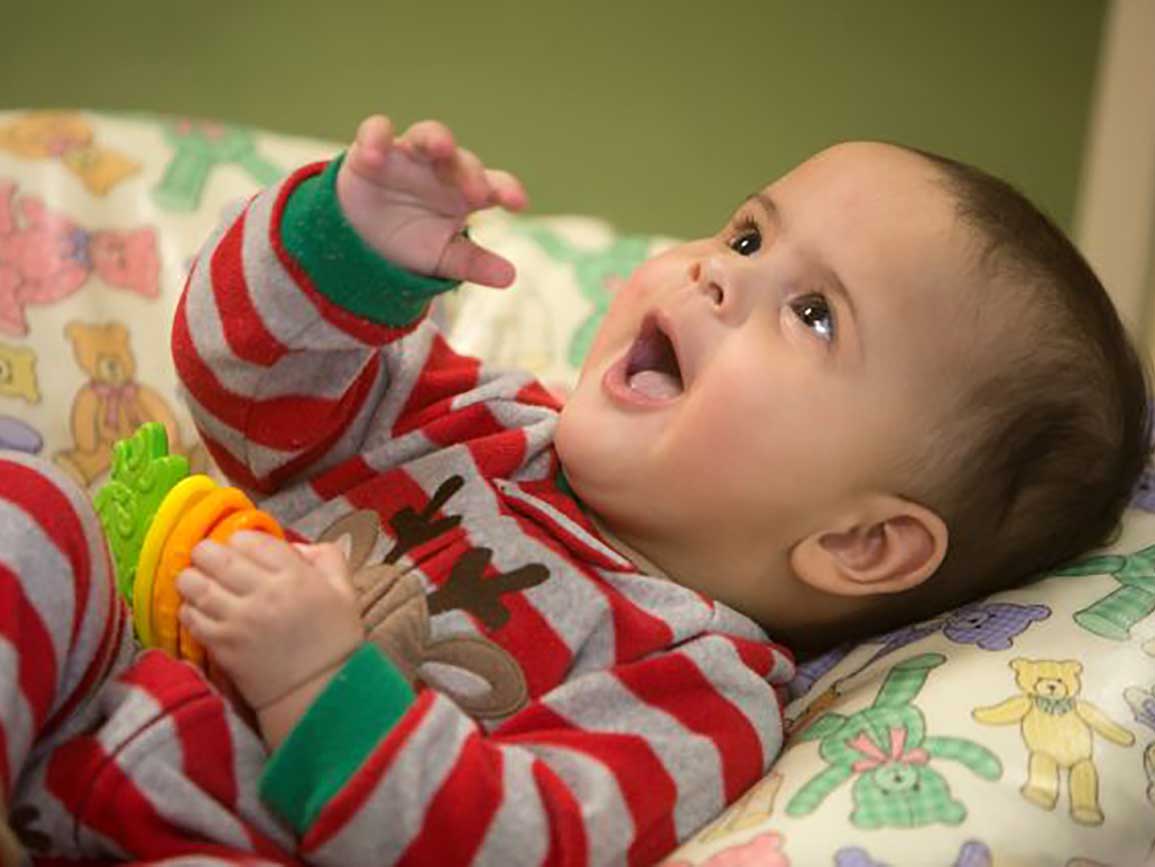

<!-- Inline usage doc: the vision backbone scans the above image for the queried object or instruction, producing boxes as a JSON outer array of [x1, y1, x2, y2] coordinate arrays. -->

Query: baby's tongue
[[628, 369, 682, 400]]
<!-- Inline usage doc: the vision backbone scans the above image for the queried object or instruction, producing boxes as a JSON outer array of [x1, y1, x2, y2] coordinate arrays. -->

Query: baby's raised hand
[[177, 533, 364, 711], [337, 114, 529, 288]]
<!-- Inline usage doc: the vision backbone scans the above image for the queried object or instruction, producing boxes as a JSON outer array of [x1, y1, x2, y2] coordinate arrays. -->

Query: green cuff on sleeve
[[279, 154, 459, 326], [259, 643, 416, 833]]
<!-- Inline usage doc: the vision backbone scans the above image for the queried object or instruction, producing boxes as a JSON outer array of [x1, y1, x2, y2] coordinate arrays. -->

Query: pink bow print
[[848, 727, 929, 773], [91, 381, 141, 428]]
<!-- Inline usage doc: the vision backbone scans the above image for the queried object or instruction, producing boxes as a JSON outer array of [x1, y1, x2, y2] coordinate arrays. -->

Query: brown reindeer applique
[[0, 792, 24, 867], [318, 477, 549, 720]]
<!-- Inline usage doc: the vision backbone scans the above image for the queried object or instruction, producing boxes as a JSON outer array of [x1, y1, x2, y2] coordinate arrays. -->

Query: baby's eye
[[727, 219, 762, 256], [789, 293, 835, 342]]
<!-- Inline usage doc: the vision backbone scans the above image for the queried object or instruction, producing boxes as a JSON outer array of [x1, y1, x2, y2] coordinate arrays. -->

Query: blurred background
[[3, 0, 1152, 341]]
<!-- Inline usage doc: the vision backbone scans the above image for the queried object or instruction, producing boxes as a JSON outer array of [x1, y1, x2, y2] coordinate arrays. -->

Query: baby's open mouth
[[625, 315, 684, 400]]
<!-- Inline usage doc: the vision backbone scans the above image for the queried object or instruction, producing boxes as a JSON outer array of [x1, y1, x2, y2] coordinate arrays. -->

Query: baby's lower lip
[[601, 354, 681, 410]]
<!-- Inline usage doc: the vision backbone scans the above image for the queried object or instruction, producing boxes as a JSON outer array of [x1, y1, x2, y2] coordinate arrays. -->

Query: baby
[[0, 114, 1148, 866]]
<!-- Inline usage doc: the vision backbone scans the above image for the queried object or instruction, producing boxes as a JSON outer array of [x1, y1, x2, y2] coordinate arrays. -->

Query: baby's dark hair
[[879, 146, 1152, 633]]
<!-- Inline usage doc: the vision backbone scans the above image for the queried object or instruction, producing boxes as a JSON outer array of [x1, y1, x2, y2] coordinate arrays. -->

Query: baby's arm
[[173, 116, 527, 495], [177, 533, 363, 749], [181, 529, 795, 864], [184, 594, 793, 867]]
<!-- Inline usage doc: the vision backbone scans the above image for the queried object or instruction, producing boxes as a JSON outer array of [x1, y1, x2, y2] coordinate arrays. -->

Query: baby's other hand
[[177, 533, 364, 711], [337, 114, 529, 288]]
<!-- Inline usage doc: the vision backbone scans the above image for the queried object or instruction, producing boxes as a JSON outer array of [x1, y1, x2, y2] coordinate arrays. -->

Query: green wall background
[[1, 1, 1106, 238]]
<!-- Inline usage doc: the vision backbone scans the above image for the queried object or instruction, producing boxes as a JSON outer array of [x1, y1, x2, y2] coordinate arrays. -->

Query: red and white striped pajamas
[[1, 452, 298, 866], [1, 156, 793, 866]]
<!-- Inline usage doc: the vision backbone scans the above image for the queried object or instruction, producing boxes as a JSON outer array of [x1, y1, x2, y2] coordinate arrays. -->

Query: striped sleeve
[[171, 157, 463, 495], [259, 634, 791, 867]]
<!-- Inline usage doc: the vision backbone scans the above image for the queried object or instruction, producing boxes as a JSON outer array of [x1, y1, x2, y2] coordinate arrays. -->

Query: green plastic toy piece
[[94, 422, 189, 602], [1052, 543, 1155, 640]]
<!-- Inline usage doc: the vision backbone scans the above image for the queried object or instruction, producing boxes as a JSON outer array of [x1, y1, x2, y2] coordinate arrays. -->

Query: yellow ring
[[133, 475, 217, 646], [152, 487, 253, 657]]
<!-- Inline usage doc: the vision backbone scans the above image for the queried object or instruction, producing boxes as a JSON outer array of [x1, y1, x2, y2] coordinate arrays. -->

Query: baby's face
[[555, 142, 980, 628]]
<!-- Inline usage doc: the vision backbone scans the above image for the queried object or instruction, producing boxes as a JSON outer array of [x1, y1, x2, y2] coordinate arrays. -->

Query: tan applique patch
[[318, 503, 537, 719], [0, 792, 21, 867]]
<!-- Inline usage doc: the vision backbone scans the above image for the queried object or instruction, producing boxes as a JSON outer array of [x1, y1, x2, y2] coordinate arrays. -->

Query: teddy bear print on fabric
[[663, 832, 790, 867], [0, 341, 38, 403], [1123, 682, 1155, 806], [834, 840, 991, 867], [0, 417, 41, 454], [0, 112, 140, 196], [786, 653, 1002, 828], [1066, 839, 1155, 867], [1128, 406, 1155, 511], [788, 602, 1051, 703], [1051, 544, 1155, 643], [0, 341, 42, 453], [0, 180, 159, 337], [152, 118, 283, 212], [1130, 468, 1155, 512], [54, 321, 196, 486], [786, 679, 847, 740], [973, 658, 1135, 825]]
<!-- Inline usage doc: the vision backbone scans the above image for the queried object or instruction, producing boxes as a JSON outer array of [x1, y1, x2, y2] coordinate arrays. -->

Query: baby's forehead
[[796, 140, 934, 175], [767, 143, 972, 289], [767, 141, 953, 213]]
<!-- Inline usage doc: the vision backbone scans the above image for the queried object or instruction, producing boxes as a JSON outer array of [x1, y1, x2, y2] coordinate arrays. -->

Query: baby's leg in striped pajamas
[[0, 452, 135, 863], [0, 453, 298, 864]]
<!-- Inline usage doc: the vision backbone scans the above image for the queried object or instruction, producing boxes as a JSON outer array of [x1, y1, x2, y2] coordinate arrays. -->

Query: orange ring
[[178, 509, 285, 664], [153, 487, 253, 657], [208, 508, 285, 544]]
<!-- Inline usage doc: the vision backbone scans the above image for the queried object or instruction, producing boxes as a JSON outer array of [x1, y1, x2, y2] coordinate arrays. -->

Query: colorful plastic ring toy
[[152, 487, 254, 656], [133, 475, 217, 645]]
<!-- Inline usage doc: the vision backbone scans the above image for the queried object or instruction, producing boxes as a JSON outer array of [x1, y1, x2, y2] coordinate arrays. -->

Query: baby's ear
[[788, 495, 948, 598]]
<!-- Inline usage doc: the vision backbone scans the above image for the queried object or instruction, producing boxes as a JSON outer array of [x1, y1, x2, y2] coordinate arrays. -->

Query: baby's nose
[[689, 259, 725, 308]]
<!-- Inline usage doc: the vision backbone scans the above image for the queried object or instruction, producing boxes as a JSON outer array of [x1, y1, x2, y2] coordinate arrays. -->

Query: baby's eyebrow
[[745, 192, 782, 228]]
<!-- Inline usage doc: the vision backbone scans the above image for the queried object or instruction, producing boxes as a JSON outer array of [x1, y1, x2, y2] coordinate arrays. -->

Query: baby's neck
[[586, 511, 670, 580]]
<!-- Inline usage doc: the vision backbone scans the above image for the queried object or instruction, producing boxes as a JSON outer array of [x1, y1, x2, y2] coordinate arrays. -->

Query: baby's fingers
[[347, 115, 396, 175], [228, 531, 302, 573], [400, 119, 457, 161], [190, 538, 270, 595], [177, 568, 237, 621], [178, 599, 229, 644], [484, 169, 529, 212], [438, 235, 517, 288], [430, 146, 490, 210]]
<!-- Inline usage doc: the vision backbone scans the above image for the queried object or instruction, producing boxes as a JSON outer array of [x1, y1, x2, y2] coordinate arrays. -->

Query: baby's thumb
[[437, 235, 516, 288]]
